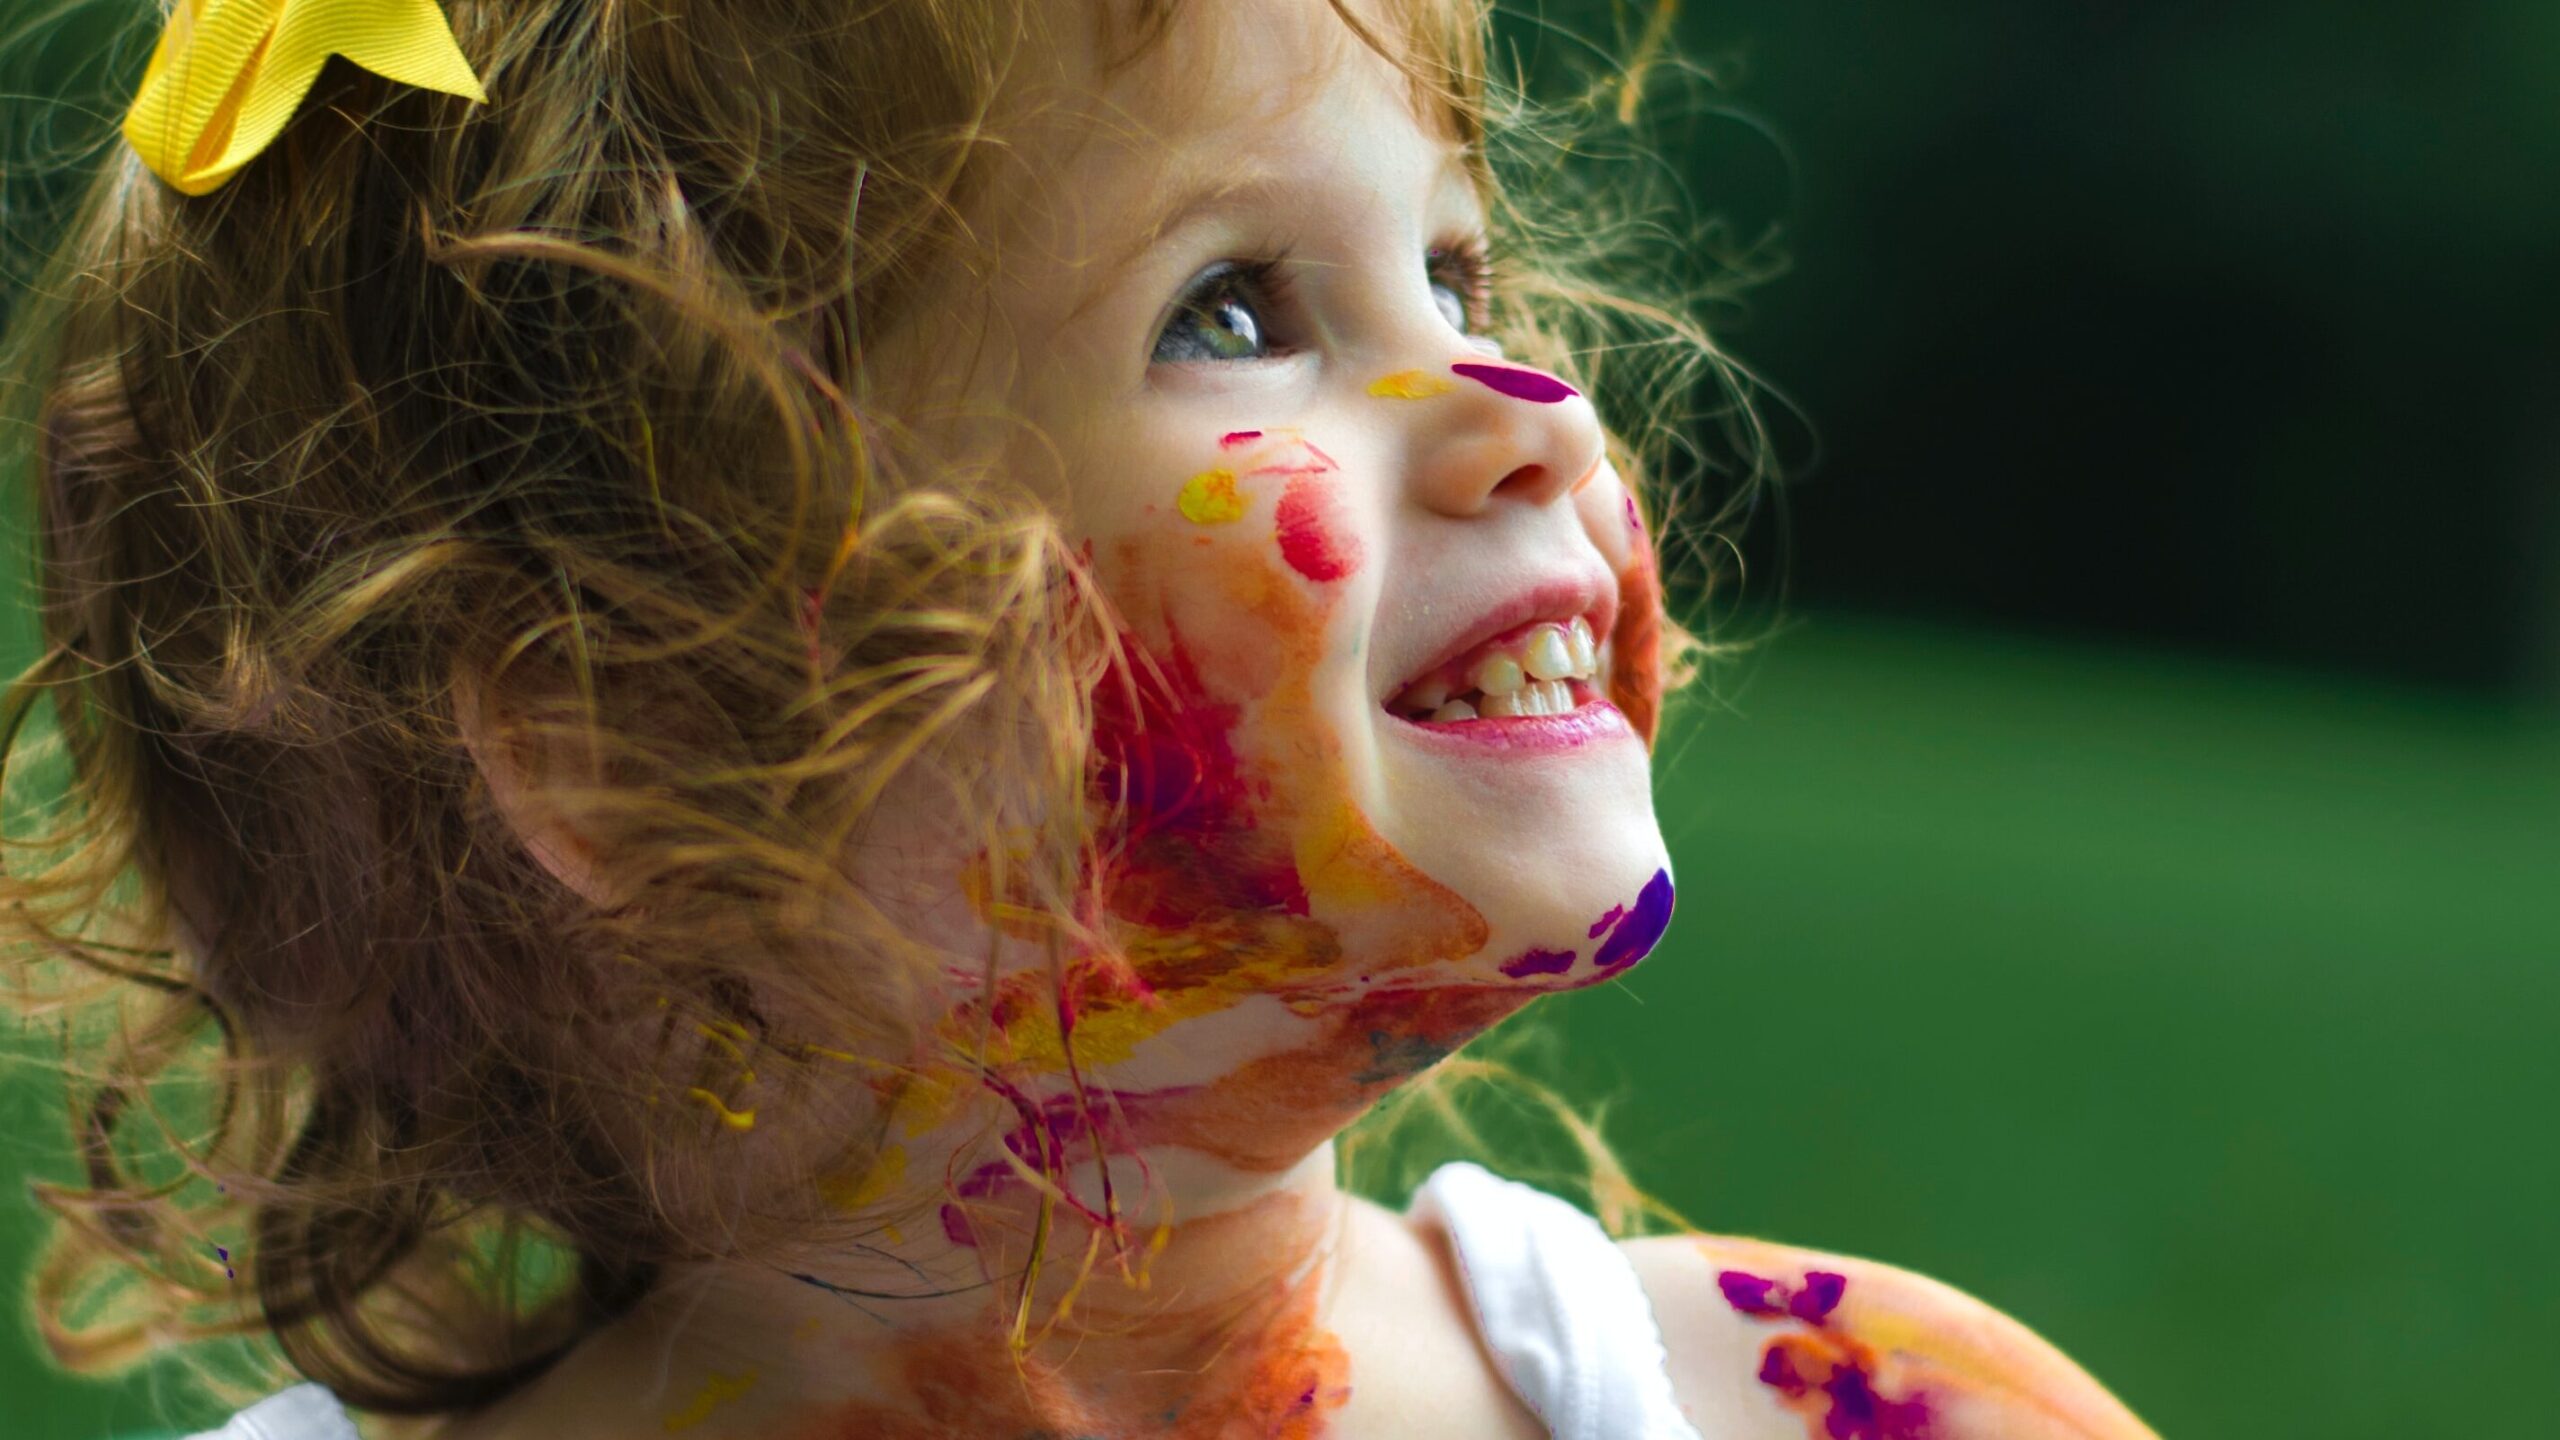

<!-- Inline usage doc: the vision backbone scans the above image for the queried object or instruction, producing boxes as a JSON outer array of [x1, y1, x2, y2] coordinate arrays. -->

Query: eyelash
[[1433, 239, 1495, 333]]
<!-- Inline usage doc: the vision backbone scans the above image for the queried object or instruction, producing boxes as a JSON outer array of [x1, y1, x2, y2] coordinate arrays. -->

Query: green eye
[[1154, 260, 1286, 365]]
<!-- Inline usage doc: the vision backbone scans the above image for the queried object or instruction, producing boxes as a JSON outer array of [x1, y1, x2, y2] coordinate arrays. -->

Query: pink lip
[[1384, 697, 1636, 752], [1384, 574, 1617, 703]]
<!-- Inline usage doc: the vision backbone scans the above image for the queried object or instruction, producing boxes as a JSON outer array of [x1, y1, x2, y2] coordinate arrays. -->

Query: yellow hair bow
[[124, 0, 487, 196]]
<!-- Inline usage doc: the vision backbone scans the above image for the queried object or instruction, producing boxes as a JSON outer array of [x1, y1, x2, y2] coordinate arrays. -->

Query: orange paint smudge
[[1610, 548, 1666, 745], [782, 1267, 1351, 1439]]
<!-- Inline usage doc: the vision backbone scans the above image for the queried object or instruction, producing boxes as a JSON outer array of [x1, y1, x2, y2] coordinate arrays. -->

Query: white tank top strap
[[1407, 1160, 1705, 1440], [183, 1383, 359, 1440]]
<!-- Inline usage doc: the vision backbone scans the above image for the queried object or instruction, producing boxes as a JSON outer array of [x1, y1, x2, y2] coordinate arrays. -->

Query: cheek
[[1609, 544, 1667, 746]]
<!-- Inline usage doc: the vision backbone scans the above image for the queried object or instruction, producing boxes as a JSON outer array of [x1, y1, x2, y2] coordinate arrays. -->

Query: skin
[[437, 3, 2158, 1438]]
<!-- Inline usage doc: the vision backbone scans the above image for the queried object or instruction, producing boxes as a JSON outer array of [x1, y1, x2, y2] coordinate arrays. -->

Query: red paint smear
[[1275, 476, 1360, 583], [1089, 621, 1309, 925], [1220, 429, 1265, 447], [1610, 549, 1666, 744]]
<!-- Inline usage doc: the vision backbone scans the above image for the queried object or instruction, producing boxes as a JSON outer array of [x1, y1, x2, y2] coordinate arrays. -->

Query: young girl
[[4, 1, 2162, 1436]]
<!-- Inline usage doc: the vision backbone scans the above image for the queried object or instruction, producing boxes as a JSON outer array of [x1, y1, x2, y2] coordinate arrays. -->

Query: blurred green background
[[4, 2, 2555, 1437]]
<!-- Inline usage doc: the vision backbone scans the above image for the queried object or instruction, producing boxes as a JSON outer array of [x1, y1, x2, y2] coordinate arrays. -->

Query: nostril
[[1489, 463, 1569, 505]]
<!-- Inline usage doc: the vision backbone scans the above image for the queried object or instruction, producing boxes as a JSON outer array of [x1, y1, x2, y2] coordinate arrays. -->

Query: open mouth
[[1385, 615, 1609, 723]]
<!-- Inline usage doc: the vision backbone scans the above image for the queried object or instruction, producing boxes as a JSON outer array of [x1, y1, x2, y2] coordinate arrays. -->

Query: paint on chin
[[1452, 361, 1580, 404], [1498, 946, 1576, 978], [1275, 476, 1361, 583], [1589, 868, 1673, 975]]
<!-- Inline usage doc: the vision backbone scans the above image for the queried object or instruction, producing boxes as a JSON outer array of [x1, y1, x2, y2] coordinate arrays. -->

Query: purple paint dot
[[1586, 904, 1626, 940], [1591, 868, 1674, 972], [1451, 362, 1580, 404], [1718, 1269, 1788, 1317], [1499, 947, 1576, 978], [1758, 1342, 1807, 1392], [1791, 1270, 1847, 1324]]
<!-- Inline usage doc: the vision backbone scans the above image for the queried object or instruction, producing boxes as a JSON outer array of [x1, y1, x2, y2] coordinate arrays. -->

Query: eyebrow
[[1097, 146, 1481, 289]]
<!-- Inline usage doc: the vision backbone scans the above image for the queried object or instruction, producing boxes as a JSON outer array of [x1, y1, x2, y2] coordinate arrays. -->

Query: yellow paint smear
[[1177, 467, 1249, 525], [663, 1369, 759, 1432], [685, 1088, 757, 1131], [1367, 368, 1455, 399], [816, 1143, 907, 1214]]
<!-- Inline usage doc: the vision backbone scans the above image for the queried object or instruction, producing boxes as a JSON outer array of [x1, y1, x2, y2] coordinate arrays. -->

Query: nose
[[1401, 354, 1609, 517]]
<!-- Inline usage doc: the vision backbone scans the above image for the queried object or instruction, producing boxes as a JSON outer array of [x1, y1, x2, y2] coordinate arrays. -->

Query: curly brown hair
[[0, 0, 1774, 1419]]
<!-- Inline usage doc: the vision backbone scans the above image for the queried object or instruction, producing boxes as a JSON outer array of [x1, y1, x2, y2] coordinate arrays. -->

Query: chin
[[1361, 704, 1674, 990]]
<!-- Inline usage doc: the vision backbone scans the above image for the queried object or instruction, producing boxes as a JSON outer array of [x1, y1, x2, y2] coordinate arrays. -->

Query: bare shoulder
[[1617, 1231, 2162, 1440]]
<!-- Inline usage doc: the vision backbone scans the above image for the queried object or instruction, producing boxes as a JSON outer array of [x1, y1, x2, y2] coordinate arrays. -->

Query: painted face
[[1009, 4, 1669, 992], [859, 0, 1676, 1244]]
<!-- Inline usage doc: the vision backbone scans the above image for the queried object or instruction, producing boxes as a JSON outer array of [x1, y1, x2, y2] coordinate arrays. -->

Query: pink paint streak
[[1220, 430, 1265, 448]]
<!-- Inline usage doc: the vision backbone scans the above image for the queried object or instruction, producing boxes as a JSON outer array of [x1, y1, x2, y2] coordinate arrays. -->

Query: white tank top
[[189, 1162, 1702, 1440]]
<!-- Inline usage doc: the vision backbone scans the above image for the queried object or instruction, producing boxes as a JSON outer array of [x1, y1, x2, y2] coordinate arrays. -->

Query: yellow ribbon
[[123, 0, 487, 196]]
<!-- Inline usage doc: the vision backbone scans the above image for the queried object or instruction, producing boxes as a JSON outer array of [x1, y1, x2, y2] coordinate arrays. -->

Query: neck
[[640, 1131, 1359, 1436], [624, 952, 1537, 1435]]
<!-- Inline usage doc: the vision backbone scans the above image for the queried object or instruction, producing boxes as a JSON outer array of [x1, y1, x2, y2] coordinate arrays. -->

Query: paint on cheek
[[1589, 868, 1673, 974], [663, 1370, 760, 1432], [1086, 623, 1310, 924], [1609, 548, 1667, 743], [1177, 467, 1249, 525], [1367, 368, 1456, 399], [1274, 476, 1361, 582], [1453, 361, 1580, 403], [1245, 438, 1341, 483], [1220, 429, 1266, 447], [1498, 946, 1576, 978]]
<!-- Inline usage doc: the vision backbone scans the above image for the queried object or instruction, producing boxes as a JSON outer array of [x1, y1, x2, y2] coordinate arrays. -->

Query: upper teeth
[[1394, 617, 1603, 722]]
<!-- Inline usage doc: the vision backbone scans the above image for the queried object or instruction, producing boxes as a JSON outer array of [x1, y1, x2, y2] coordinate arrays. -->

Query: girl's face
[[891, 0, 1671, 1021]]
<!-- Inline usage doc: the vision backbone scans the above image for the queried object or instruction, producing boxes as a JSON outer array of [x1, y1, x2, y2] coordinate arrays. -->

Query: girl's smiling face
[[887, 0, 1672, 1002]]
